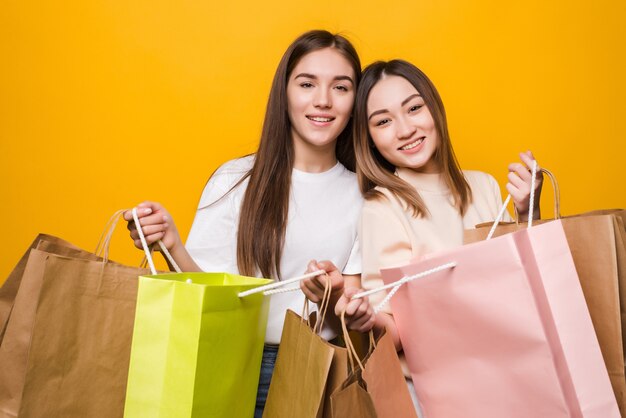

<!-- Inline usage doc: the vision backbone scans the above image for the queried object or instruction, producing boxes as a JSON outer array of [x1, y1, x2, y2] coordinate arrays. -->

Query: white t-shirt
[[186, 155, 363, 344]]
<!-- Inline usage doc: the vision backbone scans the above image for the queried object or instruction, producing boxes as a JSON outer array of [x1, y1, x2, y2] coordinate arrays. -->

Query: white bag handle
[[352, 262, 457, 313], [238, 269, 326, 298]]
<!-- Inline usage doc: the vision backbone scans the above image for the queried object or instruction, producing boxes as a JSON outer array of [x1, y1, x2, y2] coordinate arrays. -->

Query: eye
[[375, 118, 390, 127], [300, 82, 314, 88], [409, 104, 423, 112], [334, 84, 350, 92]]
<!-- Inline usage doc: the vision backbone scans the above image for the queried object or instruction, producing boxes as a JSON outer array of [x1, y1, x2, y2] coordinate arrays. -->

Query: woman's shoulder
[[207, 155, 254, 187], [462, 169, 499, 191], [214, 155, 255, 177], [362, 185, 400, 211], [197, 155, 254, 207]]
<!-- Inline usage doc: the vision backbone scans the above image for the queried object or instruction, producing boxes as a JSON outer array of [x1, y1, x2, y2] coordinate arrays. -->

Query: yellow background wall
[[1, 0, 625, 279]]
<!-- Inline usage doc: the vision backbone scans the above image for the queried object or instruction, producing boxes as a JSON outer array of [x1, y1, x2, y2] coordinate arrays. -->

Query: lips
[[399, 137, 425, 151]]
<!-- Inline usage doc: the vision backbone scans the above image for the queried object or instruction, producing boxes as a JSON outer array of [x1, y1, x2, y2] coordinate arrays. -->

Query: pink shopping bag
[[380, 219, 619, 418]]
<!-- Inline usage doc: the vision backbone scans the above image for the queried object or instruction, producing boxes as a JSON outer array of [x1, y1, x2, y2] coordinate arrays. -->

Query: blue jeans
[[254, 344, 278, 418]]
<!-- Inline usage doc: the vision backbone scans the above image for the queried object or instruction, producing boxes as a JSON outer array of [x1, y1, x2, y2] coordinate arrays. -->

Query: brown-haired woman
[[334, 59, 543, 414], [124, 30, 366, 417]]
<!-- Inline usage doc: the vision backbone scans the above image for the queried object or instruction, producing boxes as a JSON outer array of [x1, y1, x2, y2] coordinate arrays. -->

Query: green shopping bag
[[123, 209, 271, 418], [124, 272, 271, 418]]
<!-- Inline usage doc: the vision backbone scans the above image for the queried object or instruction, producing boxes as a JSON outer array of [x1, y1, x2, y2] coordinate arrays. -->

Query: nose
[[313, 87, 332, 109], [396, 115, 416, 140]]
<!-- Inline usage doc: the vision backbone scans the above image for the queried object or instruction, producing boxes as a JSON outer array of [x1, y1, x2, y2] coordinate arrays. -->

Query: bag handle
[[351, 261, 457, 311], [95, 209, 126, 262], [341, 309, 365, 373], [237, 269, 326, 297], [312, 275, 333, 334], [490, 163, 563, 237], [295, 275, 331, 332], [131, 207, 182, 274]]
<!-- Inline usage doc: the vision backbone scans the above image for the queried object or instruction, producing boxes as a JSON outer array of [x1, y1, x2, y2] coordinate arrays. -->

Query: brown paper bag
[[13, 250, 148, 417], [465, 211, 626, 415], [330, 314, 378, 418], [330, 370, 378, 418], [362, 329, 418, 418], [0, 237, 111, 417], [262, 308, 335, 418], [330, 312, 417, 418], [319, 336, 348, 418], [0, 234, 96, 345], [263, 278, 344, 418], [0, 211, 152, 418]]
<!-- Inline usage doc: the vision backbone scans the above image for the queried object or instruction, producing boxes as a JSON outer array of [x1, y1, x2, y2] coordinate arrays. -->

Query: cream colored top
[[360, 167, 511, 375]]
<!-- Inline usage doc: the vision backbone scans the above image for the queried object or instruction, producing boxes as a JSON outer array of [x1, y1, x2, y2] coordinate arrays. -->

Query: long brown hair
[[353, 60, 471, 217], [235, 30, 361, 278]]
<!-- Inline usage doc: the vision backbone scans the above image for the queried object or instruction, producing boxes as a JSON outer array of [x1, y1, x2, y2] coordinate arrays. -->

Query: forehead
[[290, 47, 355, 79], [367, 75, 420, 111]]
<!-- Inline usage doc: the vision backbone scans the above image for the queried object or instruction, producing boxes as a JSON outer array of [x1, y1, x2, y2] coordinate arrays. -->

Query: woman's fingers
[[351, 311, 375, 332], [134, 222, 169, 237], [300, 279, 323, 303], [519, 151, 540, 171], [133, 231, 165, 248], [122, 205, 153, 222]]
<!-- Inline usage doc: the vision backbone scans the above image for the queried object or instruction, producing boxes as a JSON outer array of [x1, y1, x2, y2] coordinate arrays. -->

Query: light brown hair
[[353, 60, 471, 217]]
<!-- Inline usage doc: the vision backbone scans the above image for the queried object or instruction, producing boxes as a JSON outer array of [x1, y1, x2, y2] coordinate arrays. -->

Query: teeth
[[401, 138, 424, 150], [308, 116, 333, 122]]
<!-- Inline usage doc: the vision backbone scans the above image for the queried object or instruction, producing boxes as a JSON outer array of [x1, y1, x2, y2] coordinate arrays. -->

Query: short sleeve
[[185, 158, 251, 273], [341, 234, 361, 275], [360, 196, 413, 314]]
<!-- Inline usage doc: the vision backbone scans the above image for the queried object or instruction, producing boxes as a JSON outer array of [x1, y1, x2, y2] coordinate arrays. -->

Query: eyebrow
[[294, 73, 354, 84], [368, 93, 422, 121]]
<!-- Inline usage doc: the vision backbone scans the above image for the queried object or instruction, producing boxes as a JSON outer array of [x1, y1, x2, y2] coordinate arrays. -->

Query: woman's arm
[[356, 197, 415, 350]]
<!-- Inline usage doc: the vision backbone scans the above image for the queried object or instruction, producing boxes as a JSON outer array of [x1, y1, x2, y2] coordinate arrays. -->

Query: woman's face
[[286, 48, 356, 152], [366, 75, 440, 173]]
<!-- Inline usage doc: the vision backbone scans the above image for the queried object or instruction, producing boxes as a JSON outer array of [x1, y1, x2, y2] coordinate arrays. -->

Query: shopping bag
[[320, 335, 348, 418], [263, 280, 340, 418], [330, 311, 417, 418], [0, 216, 148, 418], [122, 205, 272, 418], [361, 329, 418, 418], [0, 234, 99, 345], [13, 248, 149, 418], [464, 174, 626, 414], [262, 310, 335, 418], [0, 244, 105, 417], [381, 219, 620, 417], [123, 272, 271, 418], [328, 312, 377, 418], [330, 371, 378, 418]]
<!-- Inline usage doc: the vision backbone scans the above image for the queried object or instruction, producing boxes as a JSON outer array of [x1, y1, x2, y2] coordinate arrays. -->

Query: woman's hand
[[123, 201, 181, 252], [334, 287, 376, 333], [506, 151, 543, 222], [300, 260, 344, 304]]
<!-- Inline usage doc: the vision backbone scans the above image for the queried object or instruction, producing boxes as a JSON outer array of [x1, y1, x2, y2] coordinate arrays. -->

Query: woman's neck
[[292, 138, 338, 173]]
